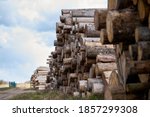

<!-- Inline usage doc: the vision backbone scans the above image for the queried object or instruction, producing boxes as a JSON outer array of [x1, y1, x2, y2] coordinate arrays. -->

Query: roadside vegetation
[[10, 90, 104, 100]]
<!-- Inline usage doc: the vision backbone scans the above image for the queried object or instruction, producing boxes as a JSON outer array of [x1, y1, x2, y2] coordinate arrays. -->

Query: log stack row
[[47, 8, 117, 96], [46, 0, 150, 99], [101, 0, 150, 99]]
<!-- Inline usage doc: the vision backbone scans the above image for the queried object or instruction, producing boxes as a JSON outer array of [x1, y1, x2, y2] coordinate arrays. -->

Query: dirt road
[[0, 88, 35, 100]]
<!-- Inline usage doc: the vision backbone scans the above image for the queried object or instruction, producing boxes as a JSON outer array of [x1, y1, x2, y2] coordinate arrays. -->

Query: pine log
[[71, 58, 77, 69], [108, 0, 133, 10], [63, 44, 71, 54], [54, 40, 64, 46], [84, 41, 102, 47], [61, 9, 71, 15], [129, 44, 138, 60], [65, 15, 73, 25], [149, 12, 150, 29], [130, 60, 150, 74], [138, 0, 150, 22], [80, 37, 100, 45], [72, 9, 96, 17], [138, 74, 149, 83], [102, 71, 112, 83], [95, 62, 117, 76], [51, 51, 57, 59], [55, 46, 63, 55], [138, 41, 150, 60], [60, 14, 71, 23], [77, 23, 87, 33], [135, 27, 150, 42], [132, 0, 138, 5], [94, 9, 107, 30], [106, 9, 140, 43], [126, 82, 150, 93], [100, 29, 111, 44], [148, 0, 150, 4], [84, 23, 100, 37], [85, 58, 96, 69], [63, 25, 72, 31], [89, 64, 96, 78], [73, 17, 94, 24], [63, 58, 72, 64], [56, 34, 64, 42], [96, 54, 116, 63]]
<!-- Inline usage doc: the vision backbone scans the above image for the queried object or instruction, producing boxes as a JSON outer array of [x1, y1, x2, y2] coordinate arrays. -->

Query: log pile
[[47, 8, 117, 96], [30, 66, 50, 90], [45, 0, 150, 99]]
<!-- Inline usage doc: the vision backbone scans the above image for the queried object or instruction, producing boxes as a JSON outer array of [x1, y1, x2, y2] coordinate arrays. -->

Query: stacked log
[[103, 0, 150, 99], [45, 0, 150, 99]]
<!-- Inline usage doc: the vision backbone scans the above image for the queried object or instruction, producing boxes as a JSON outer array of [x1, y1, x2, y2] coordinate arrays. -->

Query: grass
[[10, 90, 104, 100]]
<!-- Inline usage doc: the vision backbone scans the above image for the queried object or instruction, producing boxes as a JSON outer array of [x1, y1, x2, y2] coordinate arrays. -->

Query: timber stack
[[46, 0, 150, 99]]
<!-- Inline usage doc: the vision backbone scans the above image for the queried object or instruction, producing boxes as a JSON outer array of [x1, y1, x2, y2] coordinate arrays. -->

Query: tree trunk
[[126, 82, 150, 93], [95, 62, 117, 75], [94, 9, 107, 30], [132, 0, 138, 5], [89, 64, 96, 78], [73, 17, 94, 24], [100, 29, 111, 44], [72, 9, 96, 17], [128, 44, 138, 60], [138, 0, 150, 22], [54, 40, 64, 46], [135, 27, 150, 42], [130, 60, 150, 74], [108, 0, 133, 10], [138, 41, 150, 60], [96, 54, 116, 63], [84, 23, 100, 37], [106, 9, 140, 43]]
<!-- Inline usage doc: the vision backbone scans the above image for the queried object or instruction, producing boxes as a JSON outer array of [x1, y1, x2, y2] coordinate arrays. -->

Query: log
[[54, 40, 64, 46], [108, 0, 133, 10], [56, 34, 64, 42], [130, 60, 150, 74], [126, 82, 150, 93], [138, 41, 150, 60], [71, 58, 77, 69], [128, 44, 138, 60], [63, 25, 72, 31], [80, 37, 100, 45], [138, 0, 150, 22], [79, 80, 87, 92], [138, 74, 149, 83], [95, 62, 117, 75], [92, 82, 104, 94], [61, 9, 71, 15], [72, 9, 96, 17], [106, 9, 140, 43], [63, 44, 71, 54], [85, 58, 96, 68], [65, 15, 73, 25], [63, 58, 72, 64], [135, 27, 150, 42], [96, 54, 116, 63], [84, 23, 100, 37], [84, 41, 102, 47], [94, 9, 107, 30], [132, 0, 138, 5], [89, 64, 96, 78], [102, 71, 112, 83], [87, 78, 102, 91], [148, 0, 150, 4], [73, 17, 94, 24], [149, 12, 150, 29], [100, 29, 111, 44], [55, 46, 63, 55]]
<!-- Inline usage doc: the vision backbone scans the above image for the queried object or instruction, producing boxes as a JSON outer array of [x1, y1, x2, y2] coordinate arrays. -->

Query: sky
[[0, 0, 107, 83]]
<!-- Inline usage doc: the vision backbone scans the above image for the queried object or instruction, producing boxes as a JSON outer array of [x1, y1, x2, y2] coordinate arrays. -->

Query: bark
[[73, 17, 94, 24], [84, 23, 100, 37], [138, 0, 150, 22], [94, 9, 107, 30], [96, 54, 116, 63], [138, 74, 149, 83], [100, 29, 111, 44], [138, 41, 150, 60], [72, 9, 96, 17], [108, 0, 133, 10], [126, 82, 150, 93], [54, 40, 64, 46], [135, 27, 150, 42], [95, 62, 117, 75], [128, 44, 138, 60], [106, 9, 140, 43], [89, 64, 96, 78], [132, 0, 138, 5], [63, 58, 72, 65]]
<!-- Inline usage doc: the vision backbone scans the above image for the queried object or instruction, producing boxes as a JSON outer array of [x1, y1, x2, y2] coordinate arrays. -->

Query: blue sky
[[0, 0, 107, 83]]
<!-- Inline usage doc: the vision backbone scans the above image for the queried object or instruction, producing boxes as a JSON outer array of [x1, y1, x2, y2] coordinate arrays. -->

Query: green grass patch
[[10, 90, 104, 100]]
